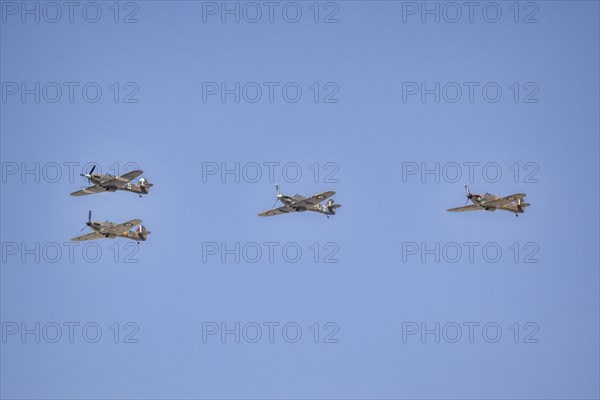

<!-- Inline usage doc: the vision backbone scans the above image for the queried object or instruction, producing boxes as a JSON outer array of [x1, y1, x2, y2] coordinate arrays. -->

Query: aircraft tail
[[137, 225, 150, 241], [326, 199, 342, 214], [516, 198, 530, 213], [138, 178, 153, 194]]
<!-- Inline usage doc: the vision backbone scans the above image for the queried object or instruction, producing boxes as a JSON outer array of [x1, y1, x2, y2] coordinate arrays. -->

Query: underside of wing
[[106, 219, 142, 234], [71, 231, 104, 241], [293, 191, 335, 207], [258, 206, 294, 217], [447, 204, 482, 212], [70, 185, 105, 196]]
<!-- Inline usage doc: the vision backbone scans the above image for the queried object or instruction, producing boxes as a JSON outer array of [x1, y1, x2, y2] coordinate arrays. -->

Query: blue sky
[[1, 1, 599, 399]]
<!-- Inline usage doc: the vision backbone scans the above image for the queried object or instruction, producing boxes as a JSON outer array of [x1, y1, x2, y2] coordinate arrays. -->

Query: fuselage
[[87, 174, 151, 195], [470, 193, 525, 213], [279, 194, 338, 216], [86, 221, 148, 241]]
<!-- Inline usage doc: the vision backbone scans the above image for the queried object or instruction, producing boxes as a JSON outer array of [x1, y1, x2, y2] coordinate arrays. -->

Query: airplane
[[70, 165, 153, 197], [71, 211, 151, 243], [447, 185, 530, 217], [258, 184, 341, 218]]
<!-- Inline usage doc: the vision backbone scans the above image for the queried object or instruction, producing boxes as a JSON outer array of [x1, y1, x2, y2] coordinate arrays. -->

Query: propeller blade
[[88, 210, 92, 222], [89, 165, 96, 175], [272, 183, 283, 207], [464, 185, 473, 205]]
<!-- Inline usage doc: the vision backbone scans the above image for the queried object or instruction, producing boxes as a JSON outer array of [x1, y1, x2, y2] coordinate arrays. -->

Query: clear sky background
[[1, 1, 599, 399]]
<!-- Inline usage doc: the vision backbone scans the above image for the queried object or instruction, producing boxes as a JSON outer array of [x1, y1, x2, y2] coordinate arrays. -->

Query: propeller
[[80, 210, 92, 231], [272, 183, 283, 208], [80, 165, 96, 182], [464, 184, 473, 206]]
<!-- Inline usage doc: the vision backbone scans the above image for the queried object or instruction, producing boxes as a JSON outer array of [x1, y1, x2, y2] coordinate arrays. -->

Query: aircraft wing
[[119, 170, 143, 182], [447, 204, 482, 212], [71, 231, 105, 241], [292, 191, 335, 207], [70, 185, 105, 196], [258, 206, 294, 217], [481, 194, 526, 208], [102, 170, 144, 188], [105, 219, 142, 234]]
